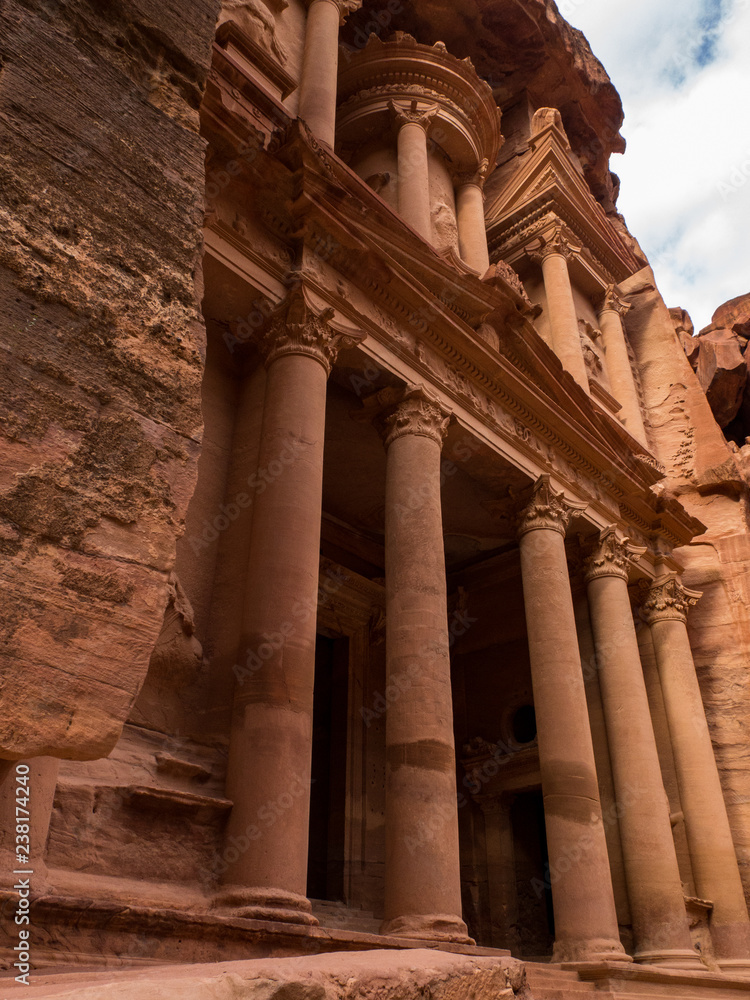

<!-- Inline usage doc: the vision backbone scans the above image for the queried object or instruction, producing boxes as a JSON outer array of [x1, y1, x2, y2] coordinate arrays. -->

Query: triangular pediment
[[485, 118, 640, 284]]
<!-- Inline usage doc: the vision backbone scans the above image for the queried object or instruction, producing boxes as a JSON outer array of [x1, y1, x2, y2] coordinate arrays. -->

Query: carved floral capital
[[455, 158, 490, 190], [600, 284, 632, 318], [366, 384, 452, 450], [516, 475, 587, 538], [584, 526, 647, 583], [389, 98, 439, 133], [306, 0, 362, 25], [637, 575, 702, 625], [260, 285, 362, 374], [526, 221, 578, 264]]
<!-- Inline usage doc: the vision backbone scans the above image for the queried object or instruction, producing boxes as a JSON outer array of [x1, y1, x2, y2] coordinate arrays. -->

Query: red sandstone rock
[[0, 0, 221, 758], [695, 330, 748, 428], [704, 292, 750, 341]]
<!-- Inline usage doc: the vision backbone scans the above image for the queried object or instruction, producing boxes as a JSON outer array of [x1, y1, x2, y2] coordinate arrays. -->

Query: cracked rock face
[[0, 0, 221, 758]]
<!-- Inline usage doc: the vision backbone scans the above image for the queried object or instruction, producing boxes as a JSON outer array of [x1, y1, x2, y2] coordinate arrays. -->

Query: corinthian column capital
[[455, 158, 490, 190], [306, 0, 362, 25], [527, 221, 578, 263], [599, 284, 632, 318], [389, 98, 440, 133], [516, 475, 587, 538], [637, 575, 702, 625], [584, 525, 647, 583], [260, 285, 363, 374], [366, 384, 452, 450]]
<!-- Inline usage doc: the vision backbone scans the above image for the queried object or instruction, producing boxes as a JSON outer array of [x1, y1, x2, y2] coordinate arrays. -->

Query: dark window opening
[[512, 704, 537, 745], [307, 634, 349, 902]]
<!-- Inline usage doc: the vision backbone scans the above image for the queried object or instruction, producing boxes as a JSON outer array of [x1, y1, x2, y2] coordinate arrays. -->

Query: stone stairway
[[310, 899, 382, 934]]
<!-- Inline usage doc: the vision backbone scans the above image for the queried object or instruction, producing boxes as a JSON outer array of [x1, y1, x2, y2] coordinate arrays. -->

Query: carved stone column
[[218, 286, 360, 924], [597, 286, 647, 445], [390, 100, 438, 242], [375, 384, 470, 943], [455, 160, 490, 274], [298, 0, 361, 147], [517, 477, 628, 964], [530, 224, 589, 392], [585, 531, 701, 968], [640, 577, 750, 973]]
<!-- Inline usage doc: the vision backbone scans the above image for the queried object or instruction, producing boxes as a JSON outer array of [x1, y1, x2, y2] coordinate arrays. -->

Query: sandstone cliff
[[0, 0, 221, 758]]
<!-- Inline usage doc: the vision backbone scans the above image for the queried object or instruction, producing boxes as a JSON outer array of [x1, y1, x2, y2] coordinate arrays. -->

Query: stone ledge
[[0, 946, 523, 1000], [0, 891, 510, 972]]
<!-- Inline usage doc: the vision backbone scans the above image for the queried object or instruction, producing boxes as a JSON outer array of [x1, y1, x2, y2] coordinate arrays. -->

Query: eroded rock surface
[[0, 0, 221, 758]]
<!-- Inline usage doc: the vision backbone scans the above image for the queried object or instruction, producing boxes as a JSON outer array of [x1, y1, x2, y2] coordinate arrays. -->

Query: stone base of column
[[379, 913, 474, 944], [633, 949, 705, 970], [717, 959, 750, 978], [553, 937, 632, 965], [214, 886, 319, 925]]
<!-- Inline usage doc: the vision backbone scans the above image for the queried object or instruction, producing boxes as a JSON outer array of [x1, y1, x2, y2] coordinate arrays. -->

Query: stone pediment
[[485, 115, 640, 286]]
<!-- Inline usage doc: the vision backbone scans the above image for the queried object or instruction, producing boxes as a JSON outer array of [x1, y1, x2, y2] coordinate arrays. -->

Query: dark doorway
[[511, 790, 555, 957], [307, 634, 349, 902]]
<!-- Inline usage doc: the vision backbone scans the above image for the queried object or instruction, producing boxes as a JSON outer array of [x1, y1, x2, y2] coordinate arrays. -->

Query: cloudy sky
[[561, 0, 750, 332]]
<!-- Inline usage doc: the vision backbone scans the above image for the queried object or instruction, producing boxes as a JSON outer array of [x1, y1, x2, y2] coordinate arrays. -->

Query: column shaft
[[378, 386, 469, 943], [586, 534, 700, 968], [298, 0, 357, 147], [645, 585, 750, 973], [219, 289, 358, 924], [396, 121, 433, 241], [517, 478, 627, 964], [598, 301, 647, 445], [573, 589, 632, 940], [540, 251, 589, 392], [456, 182, 490, 275]]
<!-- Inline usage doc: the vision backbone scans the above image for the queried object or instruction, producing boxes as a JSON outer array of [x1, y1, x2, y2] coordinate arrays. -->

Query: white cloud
[[563, 0, 750, 331]]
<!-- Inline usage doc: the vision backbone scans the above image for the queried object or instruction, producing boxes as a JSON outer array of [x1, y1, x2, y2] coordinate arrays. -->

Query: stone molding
[[260, 285, 362, 373], [305, 0, 361, 25], [388, 98, 439, 133], [637, 575, 703, 624], [584, 525, 647, 582], [599, 283, 632, 318], [366, 384, 452, 450], [516, 474, 587, 538]]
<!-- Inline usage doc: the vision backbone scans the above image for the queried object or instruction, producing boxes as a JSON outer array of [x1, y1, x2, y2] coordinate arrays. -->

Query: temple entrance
[[307, 634, 350, 903], [511, 790, 554, 958]]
